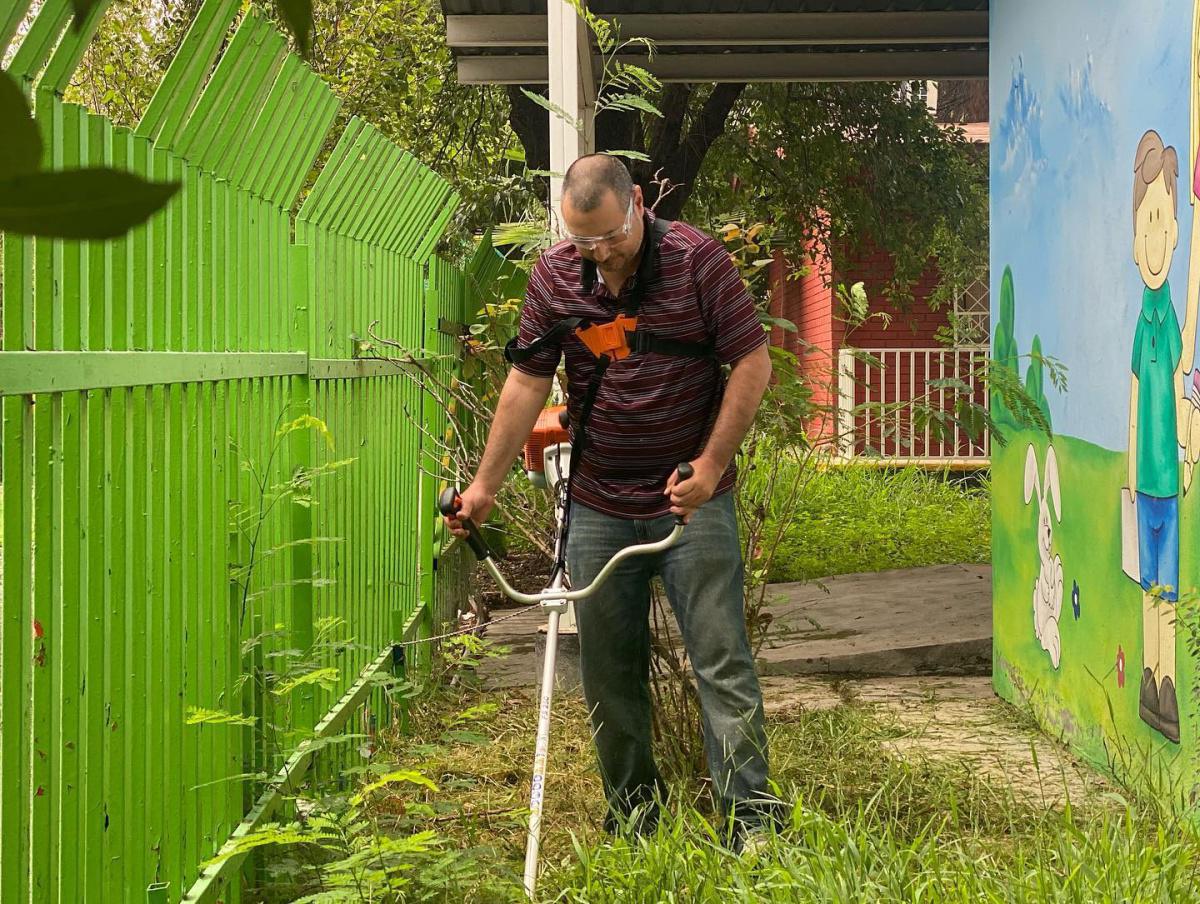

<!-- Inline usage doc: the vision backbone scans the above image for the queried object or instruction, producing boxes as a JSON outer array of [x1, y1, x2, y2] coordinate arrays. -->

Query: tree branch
[[651, 82, 745, 219]]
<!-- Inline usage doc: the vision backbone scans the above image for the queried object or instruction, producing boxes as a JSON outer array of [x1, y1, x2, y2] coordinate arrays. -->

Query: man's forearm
[[474, 370, 554, 493], [696, 343, 772, 472]]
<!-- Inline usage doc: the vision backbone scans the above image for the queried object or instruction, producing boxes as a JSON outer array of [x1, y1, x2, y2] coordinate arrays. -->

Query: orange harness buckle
[[575, 314, 638, 360]]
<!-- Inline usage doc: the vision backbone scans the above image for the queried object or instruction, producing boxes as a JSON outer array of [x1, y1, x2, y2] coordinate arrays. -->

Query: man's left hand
[[665, 458, 722, 522]]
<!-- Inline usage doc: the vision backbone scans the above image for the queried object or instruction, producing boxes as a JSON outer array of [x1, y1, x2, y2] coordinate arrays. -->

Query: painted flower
[[1071, 581, 1080, 620], [747, 123, 759, 141], [775, 146, 787, 160], [1116, 645, 1126, 688]]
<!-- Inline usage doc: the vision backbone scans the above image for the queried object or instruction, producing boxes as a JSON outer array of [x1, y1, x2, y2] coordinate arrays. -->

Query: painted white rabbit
[[1024, 444, 1062, 669]]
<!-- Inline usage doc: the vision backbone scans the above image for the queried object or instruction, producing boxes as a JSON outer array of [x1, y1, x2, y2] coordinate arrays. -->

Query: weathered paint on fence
[[0, 0, 484, 899]]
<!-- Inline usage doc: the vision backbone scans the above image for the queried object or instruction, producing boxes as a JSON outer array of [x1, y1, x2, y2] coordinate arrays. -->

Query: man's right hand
[[444, 482, 496, 539]]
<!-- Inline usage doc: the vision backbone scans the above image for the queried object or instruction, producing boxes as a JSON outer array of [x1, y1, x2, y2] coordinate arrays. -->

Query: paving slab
[[757, 563, 992, 677], [476, 563, 993, 689]]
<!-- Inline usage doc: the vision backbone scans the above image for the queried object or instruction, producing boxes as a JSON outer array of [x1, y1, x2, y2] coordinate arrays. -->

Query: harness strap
[[555, 353, 611, 572], [504, 215, 715, 571], [580, 216, 671, 316], [503, 316, 587, 365], [628, 329, 715, 359]]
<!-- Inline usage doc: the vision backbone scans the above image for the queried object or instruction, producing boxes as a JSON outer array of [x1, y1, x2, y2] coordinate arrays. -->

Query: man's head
[[1133, 129, 1179, 290], [561, 154, 645, 268]]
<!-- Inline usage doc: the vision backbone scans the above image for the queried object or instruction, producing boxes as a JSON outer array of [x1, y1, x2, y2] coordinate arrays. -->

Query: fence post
[[415, 261, 439, 675], [837, 346, 856, 459], [288, 244, 316, 730]]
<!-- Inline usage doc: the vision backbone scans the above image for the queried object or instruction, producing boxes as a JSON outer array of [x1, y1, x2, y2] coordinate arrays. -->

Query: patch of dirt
[[760, 675, 1112, 810], [475, 548, 553, 616]]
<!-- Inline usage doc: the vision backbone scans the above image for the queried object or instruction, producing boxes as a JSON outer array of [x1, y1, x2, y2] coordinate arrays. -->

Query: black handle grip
[[438, 487, 492, 561], [672, 462, 694, 525]]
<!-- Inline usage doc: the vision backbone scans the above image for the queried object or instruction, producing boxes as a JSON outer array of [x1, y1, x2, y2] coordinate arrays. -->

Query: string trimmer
[[439, 405, 692, 899]]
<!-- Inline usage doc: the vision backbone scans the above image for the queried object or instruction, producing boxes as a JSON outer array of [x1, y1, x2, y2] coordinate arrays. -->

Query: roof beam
[[446, 11, 989, 48], [456, 50, 988, 85]]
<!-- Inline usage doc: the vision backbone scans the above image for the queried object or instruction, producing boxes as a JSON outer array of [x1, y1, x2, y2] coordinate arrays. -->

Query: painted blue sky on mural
[[992, 0, 1195, 451]]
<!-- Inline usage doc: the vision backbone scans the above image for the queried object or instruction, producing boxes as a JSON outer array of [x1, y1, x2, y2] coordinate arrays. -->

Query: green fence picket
[[0, 0, 485, 896]]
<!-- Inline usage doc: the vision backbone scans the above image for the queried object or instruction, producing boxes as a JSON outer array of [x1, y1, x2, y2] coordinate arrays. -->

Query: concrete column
[[547, 0, 595, 238], [547, 1, 595, 632]]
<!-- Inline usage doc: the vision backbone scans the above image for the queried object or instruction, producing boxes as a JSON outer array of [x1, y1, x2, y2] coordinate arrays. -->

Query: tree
[[507, 81, 746, 221], [505, 66, 987, 302], [60, 0, 537, 254], [936, 79, 989, 124], [687, 82, 989, 306], [304, 0, 537, 247], [994, 266, 1019, 376]]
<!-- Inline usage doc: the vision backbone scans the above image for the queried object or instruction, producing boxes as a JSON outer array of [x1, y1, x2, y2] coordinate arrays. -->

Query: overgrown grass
[[358, 678, 1200, 904], [762, 465, 990, 584]]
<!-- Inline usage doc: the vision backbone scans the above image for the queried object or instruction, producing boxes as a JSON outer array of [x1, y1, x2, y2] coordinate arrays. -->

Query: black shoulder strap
[[623, 217, 672, 316], [503, 316, 587, 365], [628, 330, 715, 359]]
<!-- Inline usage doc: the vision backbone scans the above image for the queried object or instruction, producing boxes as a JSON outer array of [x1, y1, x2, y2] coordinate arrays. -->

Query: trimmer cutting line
[[439, 406, 693, 900]]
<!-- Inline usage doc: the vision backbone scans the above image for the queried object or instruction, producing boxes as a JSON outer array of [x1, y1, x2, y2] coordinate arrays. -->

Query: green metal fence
[[0, 1, 485, 899]]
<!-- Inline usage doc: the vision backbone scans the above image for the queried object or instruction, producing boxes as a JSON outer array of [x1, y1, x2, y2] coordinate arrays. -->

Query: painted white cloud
[[1059, 55, 1113, 129], [999, 57, 1047, 202]]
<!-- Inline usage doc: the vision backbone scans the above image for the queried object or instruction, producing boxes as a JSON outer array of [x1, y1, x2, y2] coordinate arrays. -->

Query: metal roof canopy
[[442, 2, 989, 84], [441, 1, 988, 233]]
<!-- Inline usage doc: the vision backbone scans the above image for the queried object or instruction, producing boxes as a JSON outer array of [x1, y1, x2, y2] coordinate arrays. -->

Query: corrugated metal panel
[[298, 118, 459, 260], [1, 3, 471, 900]]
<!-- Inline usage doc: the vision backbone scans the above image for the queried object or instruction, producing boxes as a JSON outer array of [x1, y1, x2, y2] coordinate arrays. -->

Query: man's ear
[[1171, 215, 1179, 249], [1133, 233, 1141, 265], [632, 183, 645, 213]]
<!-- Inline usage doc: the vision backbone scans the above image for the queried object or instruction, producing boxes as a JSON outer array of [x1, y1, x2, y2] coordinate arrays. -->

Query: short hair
[[1133, 129, 1178, 228], [562, 154, 633, 212]]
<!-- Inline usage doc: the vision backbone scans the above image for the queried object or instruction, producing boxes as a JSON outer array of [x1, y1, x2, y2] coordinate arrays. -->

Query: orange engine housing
[[523, 405, 570, 472]]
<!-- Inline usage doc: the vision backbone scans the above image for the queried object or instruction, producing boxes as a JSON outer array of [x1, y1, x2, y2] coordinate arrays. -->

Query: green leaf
[[272, 667, 340, 696], [606, 149, 652, 163], [351, 769, 438, 805], [0, 72, 42, 178], [186, 706, 256, 727], [276, 0, 313, 56], [276, 414, 335, 450], [0, 168, 179, 239], [519, 88, 581, 131], [598, 94, 662, 118]]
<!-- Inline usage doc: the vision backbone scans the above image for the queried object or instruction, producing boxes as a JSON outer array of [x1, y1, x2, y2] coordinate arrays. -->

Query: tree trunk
[[936, 79, 988, 123], [506, 82, 747, 218]]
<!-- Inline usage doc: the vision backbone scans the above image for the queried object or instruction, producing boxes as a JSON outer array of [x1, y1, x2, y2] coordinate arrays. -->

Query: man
[[445, 154, 777, 837]]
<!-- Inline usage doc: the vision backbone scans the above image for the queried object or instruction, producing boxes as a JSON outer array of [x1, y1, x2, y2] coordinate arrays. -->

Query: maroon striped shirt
[[513, 213, 766, 518]]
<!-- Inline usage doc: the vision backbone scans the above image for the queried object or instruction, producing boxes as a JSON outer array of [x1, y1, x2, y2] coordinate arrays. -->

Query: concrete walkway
[[476, 563, 992, 689]]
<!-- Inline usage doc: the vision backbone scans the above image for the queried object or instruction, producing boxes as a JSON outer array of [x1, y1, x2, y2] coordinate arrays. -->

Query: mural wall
[[992, 0, 1200, 790]]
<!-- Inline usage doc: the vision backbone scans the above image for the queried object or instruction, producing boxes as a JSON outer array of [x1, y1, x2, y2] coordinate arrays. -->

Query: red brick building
[[766, 122, 990, 464]]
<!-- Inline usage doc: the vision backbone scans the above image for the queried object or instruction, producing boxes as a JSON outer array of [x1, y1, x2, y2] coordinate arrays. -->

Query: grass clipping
[[361, 671, 1200, 904]]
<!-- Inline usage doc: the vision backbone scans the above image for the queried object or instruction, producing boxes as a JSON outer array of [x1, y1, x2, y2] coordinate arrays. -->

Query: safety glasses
[[565, 198, 635, 251]]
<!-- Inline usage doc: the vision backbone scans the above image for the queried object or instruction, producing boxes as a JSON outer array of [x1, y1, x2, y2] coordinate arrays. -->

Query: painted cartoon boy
[[1127, 129, 1200, 744]]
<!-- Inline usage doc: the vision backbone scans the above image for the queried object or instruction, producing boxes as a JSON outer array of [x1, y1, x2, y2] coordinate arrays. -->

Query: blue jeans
[[1137, 492, 1179, 602], [566, 492, 774, 831]]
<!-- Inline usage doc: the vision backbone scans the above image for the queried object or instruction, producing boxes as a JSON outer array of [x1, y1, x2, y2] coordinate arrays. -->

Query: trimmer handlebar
[[438, 462, 695, 605]]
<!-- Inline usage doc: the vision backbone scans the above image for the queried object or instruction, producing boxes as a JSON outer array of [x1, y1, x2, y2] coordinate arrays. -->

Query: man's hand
[[665, 458, 721, 522], [444, 482, 496, 538]]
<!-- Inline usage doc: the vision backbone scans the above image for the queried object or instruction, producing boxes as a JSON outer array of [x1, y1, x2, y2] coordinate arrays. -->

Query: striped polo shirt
[[513, 213, 767, 518]]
